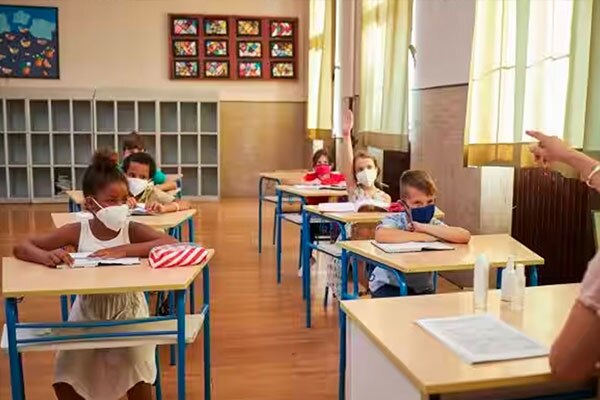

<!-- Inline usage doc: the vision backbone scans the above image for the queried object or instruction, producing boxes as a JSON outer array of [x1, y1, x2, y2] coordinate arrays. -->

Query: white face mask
[[91, 198, 129, 232], [127, 177, 149, 197], [356, 168, 378, 187]]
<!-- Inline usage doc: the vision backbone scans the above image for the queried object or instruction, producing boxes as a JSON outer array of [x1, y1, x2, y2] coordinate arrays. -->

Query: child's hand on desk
[[90, 247, 127, 259], [43, 249, 74, 268], [126, 196, 137, 209], [145, 202, 166, 213]]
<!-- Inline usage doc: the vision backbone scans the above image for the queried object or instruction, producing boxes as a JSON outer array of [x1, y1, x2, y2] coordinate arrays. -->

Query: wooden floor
[[0, 199, 459, 400]]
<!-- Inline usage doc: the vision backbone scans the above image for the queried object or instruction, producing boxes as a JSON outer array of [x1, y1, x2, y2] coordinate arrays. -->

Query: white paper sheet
[[318, 202, 356, 213], [318, 199, 390, 213], [67, 252, 140, 268], [416, 314, 549, 364], [371, 241, 454, 253]]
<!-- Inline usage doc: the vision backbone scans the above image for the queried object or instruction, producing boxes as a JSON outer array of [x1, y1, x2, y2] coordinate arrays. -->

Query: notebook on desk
[[371, 241, 454, 253], [62, 252, 140, 268], [130, 204, 156, 216]]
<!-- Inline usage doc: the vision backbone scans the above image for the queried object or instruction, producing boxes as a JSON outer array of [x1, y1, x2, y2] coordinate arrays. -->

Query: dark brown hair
[[123, 152, 157, 179], [122, 131, 145, 152], [312, 148, 332, 167], [400, 170, 437, 197], [82, 149, 128, 196]]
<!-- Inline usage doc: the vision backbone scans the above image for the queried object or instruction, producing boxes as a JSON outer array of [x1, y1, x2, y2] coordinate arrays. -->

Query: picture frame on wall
[[238, 61, 262, 79], [172, 17, 199, 36], [173, 60, 199, 78], [173, 40, 198, 57], [270, 41, 293, 58], [0, 5, 60, 79], [236, 19, 261, 36], [271, 62, 295, 79], [204, 39, 228, 57], [204, 18, 228, 36], [237, 41, 261, 58], [204, 60, 229, 78]]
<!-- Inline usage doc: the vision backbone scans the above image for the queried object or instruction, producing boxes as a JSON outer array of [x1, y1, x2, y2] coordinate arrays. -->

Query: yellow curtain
[[359, 0, 412, 141], [464, 0, 600, 167], [307, 0, 334, 140]]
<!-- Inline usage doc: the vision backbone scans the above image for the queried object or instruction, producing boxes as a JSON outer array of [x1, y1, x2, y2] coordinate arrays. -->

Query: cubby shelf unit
[[0, 88, 219, 203]]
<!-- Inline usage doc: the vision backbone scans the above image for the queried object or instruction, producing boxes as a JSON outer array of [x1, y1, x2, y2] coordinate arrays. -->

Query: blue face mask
[[410, 204, 435, 223]]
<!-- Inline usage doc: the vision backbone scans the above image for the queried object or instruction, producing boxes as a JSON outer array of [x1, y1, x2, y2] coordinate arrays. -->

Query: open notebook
[[62, 252, 140, 268], [318, 199, 390, 213], [130, 204, 156, 216], [371, 241, 454, 253]]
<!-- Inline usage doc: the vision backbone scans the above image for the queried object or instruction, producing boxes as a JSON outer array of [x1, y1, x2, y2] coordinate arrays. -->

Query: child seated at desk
[[303, 148, 346, 188], [123, 152, 190, 214], [372, 170, 471, 297], [122, 132, 177, 192], [13, 150, 177, 400]]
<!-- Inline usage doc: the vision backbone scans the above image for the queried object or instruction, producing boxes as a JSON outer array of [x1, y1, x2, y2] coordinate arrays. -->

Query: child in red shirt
[[303, 148, 346, 187]]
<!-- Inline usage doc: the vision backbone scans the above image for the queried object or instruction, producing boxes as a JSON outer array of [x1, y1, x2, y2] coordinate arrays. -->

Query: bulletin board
[[168, 14, 298, 80]]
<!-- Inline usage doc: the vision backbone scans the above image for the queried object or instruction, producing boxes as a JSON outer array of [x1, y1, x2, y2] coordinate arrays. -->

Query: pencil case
[[149, 243, 209, 268]]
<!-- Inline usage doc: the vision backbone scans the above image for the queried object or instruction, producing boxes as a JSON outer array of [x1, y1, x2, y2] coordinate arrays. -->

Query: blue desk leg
[[496, 268, 503, 289], [169, 291, 176, 366], [154, 347, 163, 400], [188, 216, 196, 314], [175, 289, 186, 400], [338, 249, 349, 400], [302, 209, 311, 327], [5, 297, 24, 400], [258, 177, 264, 253], [203, 266, 212, 400], [60, 295, 69, 321], [276, 190, 283, 283], [530, 266, 539, 286]]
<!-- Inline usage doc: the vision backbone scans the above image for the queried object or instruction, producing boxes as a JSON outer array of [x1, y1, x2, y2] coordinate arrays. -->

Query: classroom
[[0, 0, 599, 399]]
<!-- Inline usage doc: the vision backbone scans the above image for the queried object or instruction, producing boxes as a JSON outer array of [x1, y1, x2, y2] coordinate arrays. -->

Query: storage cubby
[[201, 135, 218, 165], [160, 102, 177, 132], [29, 100, 50, 132], [6, 100, 26, 131], [32, 168, 52, 198], [160, 135, 178, 165], [201, 167, 218, 196], [74, 135, 93, 165], [0, 134, 5, 165], [96, 101, 115, 132], [53, 134, 72, 165], [117, 101, 135, 133], [141, 134, 156, 156], [161, 167, 179, 176], [181, 167, 199, 196], [75, 167, 87, 189], [9, 167, 28, 198], [181, 135, 199, 164], [180, 102, 198, 133], [54, 167, 72, 196], [73, 101, 92, 132], [96, 134, 115, 151], [201, 102, 218, 132], [31, 134, 51, 165], [8, 134, 27, 165], [51, 100, 70, 132], [0, 169, 6, 198], [138, 102, 156, 132]]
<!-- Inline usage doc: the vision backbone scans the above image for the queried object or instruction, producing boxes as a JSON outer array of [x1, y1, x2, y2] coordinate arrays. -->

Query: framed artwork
[[204, 60, 229, 78], [271, 62, 294, 79], [204, 18, 228, 36], [237, 19, 260, 36], [205, 40, 228, 57], [270, 41, 293, 58], [270, 20, 293, 37], [173, 40, 197, 57], [237, 41, 261, 58], [172, 17, 198, 36], [174, 60, 199, 78], [168, 14, 297, 80], [238, 61, 262, 79], [0, 5, 59, 79]]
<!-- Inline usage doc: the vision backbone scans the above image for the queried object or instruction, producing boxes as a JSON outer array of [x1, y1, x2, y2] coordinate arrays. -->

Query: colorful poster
[[270, 21, 293, 37], [204, 61, 229, 78], [204, 18, 227, 36], [0, 5, 59, 79], [237, 19, 260, 36], [172, 18, 198, 36], [271, 62, 294, 78], [205, 40, 228, 57], [239, 61, 262, 78], [237, 41, 261, 58], [174, 61, 199, 78], [270, 41, 293, 58], [173, 40, 197, 57]]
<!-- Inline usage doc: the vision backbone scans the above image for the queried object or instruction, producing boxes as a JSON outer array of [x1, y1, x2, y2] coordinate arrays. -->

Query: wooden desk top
[[276, 184, 348, 199], [341, 284, 579, 395], [303, 205, 445, 224], [260, 171, 306, 184], [51, 209, 196, 231], [339, 234, 544, 273], [66, 188, 181, 205], [2, 250, 214, 297]]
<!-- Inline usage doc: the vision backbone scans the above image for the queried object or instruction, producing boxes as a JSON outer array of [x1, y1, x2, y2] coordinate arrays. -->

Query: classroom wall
[[1, 0, 310, 197]]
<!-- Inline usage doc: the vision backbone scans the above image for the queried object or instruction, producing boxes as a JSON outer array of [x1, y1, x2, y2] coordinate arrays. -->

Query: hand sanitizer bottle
[[501, 256, 516, 302], [473, 254, 489, 311], [511, 264, 526, 311]]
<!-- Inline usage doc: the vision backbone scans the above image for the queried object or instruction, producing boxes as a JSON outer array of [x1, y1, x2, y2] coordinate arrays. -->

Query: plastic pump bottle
[[511, 264, 526, 311], [501, 256, 516, 302], [473, 254, 489, 311]]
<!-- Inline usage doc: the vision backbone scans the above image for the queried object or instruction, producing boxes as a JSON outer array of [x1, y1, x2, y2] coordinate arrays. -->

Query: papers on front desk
[[318, 199, 390, 213], [416, 314, 549, 364], [130, 204, 156, 216], [66, 252, 140, 268], [372, 241, 454, 253]]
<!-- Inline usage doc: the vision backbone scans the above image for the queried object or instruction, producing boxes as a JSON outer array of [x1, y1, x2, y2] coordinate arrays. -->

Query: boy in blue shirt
[[122, 132, 177, 192], [372, 170, 471, 297]]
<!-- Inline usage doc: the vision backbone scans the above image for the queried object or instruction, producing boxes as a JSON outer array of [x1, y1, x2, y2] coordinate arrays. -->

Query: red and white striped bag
[[149, 243, 209, 269]]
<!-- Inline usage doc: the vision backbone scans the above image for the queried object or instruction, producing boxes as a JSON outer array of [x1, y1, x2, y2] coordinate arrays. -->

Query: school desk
[[274, 185, 348, 284], [2, 252, 214, 400], [300, 205, 446, 328], [66, 188, 182, 212], [340, 284, 597, 400], [257, 170, 306, 253], [337, 234, 545, 399]]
